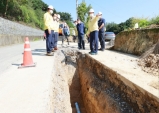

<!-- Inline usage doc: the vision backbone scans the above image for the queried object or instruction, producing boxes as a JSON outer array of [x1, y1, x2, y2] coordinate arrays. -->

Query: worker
[[98, 12, 106, 51], [76, 18, 85, 50], [44, 5, 55, 56], [86, 9, 100, 55], [62, 23, 70, 46], [73, 21, 79, 46], [51, 13, 57, 52], [53, 14, 60, 51]]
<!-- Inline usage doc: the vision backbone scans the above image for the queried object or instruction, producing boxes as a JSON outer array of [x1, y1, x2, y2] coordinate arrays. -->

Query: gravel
[[0, 17, 43, 36]]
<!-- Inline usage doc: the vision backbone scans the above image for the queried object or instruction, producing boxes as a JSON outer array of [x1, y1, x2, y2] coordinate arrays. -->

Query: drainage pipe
[[75, 102, 80, 113]]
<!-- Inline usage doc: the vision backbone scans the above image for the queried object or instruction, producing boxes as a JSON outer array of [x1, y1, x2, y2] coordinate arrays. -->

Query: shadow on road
[[31, 49, 46, 56], [12, 63, 20, 67]]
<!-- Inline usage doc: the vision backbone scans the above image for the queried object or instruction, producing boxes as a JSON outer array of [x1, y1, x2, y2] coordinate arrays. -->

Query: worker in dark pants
[[98, 12, 106, 51], [44, 5, 54, 56], [86, 9, 100, 55], [76, 18, 85, 50], [51, 13, 57, 52], [53, 14, 60, 51], [62, 23, 70, 46]]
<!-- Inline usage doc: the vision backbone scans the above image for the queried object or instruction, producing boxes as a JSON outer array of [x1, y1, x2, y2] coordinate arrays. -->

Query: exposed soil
[[138, 54, 159, 76], [52, 48, 86, 113], [51, 44, 159, 113], [138, 43, 159, 89], [138, 53, 159, 89]]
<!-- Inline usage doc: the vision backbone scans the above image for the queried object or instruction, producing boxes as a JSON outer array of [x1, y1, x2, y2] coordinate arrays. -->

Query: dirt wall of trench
[[114, 28, 159, 55], [77, 53, 159, 113]]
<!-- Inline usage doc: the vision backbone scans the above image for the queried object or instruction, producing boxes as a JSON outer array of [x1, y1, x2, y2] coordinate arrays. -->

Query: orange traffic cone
[[18, 37, 36, 68]]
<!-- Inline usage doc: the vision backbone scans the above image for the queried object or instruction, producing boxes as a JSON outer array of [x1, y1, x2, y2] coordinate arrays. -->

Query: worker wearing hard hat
[[86, 9, 100, 55], [44, 5, 55, 56], [98, 12, 106, 51], [54, 14, 60, 50], [77, 18, 85, 50]]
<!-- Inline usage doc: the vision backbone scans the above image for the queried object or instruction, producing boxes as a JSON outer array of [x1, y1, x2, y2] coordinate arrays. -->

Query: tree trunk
[[4, 0, 8, 17]]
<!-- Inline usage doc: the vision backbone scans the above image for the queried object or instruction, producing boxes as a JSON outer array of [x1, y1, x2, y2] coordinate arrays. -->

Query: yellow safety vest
[[87, 16, 99, 35], [44, 12, 55, 31]]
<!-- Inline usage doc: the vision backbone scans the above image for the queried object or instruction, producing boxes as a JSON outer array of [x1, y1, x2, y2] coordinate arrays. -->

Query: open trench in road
[[52, 48, 159, 113]]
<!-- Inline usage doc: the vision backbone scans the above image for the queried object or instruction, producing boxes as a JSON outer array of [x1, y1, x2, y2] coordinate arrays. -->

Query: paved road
[[0, 40, 55, 113], [0, 40, 158, 113], [0, 41, 46, 75]]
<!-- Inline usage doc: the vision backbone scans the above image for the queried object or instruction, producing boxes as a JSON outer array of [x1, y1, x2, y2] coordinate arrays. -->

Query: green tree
[[0, 0, 74, 29], [149, 16, 159, 25], [57, 12, 74, 28], [106, 22, 120, 34], [77, 1, 92, 28], [58, 12, 72, 21]]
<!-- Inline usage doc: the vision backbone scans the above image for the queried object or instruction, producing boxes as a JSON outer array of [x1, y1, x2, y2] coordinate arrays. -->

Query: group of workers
[[73, 8, 106, 55], [44, 5, 60, 56], [44, 5, 106, 56], [44, 5, 70, 56]]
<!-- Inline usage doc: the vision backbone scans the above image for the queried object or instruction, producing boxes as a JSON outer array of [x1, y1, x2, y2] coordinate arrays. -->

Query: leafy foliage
[[77, 1, 92, 28], [149, 16, 159, 25], [57, 12, 74, 28], [106, 16, 159, 34], [58, 12, 72, 22], [0, 0, 48, 29]]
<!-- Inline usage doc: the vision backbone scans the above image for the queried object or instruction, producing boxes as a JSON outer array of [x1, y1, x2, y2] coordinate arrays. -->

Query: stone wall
[[0, 17, 43, 36], [0, 17, 43, 46], [77, 53, 159, 113], [114, 28, 159, 55]]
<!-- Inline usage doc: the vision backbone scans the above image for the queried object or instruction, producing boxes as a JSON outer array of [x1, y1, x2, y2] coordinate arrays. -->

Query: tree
[[58, 12, 72, 22], [77, 1, 92, 28], [106, 22, 120, 34], [0, 0, 75, 29], [57, 12, 74, 28]]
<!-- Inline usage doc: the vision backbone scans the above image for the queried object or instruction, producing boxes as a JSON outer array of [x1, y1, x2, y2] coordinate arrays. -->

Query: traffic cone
[[18, 37, 36, 68]]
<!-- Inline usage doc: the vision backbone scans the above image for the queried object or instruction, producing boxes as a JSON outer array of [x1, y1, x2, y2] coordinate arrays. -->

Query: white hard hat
[[48, 5, 53, 10], [57, 14, 60, 19], [89, 9, 94, 13], [98, 12, 102, 15]]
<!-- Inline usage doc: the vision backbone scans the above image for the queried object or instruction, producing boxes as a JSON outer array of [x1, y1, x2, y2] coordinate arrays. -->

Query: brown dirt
[[53, 48, 86, 113], [138, 42, 159, 77], [138, 43, 159, 90]]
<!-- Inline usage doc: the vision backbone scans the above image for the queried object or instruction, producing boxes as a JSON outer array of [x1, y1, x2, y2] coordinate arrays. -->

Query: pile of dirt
[[138, 54, 159, 76], [138, 43, 159, 76]]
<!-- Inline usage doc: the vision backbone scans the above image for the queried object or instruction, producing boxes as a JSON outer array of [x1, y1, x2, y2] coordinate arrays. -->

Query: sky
[[42, 0, 159, 24]]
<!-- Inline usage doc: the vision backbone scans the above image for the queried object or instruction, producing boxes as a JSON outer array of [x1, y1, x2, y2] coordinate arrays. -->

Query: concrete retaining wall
[[0, 34, 43, 46], [77, 53, 159, 113]]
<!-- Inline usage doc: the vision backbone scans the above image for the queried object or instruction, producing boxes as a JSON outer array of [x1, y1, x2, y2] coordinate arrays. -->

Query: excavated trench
[[52, 48, 159, 113]]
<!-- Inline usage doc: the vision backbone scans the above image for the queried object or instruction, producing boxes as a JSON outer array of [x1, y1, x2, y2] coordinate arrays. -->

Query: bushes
[[0, 0, 46, 29], [0, 0, 74, 30], [149, 16, 159, 25], [107, 16, 159, 34]]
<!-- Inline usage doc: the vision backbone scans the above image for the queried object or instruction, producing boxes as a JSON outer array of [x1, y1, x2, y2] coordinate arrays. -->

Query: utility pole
[[76, 0, 78, 19]]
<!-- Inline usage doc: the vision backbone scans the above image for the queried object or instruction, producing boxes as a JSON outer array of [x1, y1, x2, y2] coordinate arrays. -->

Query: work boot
[[52, 49, 55, 52], [46, 52, 54, 56], [54, 47, 58, 50]]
